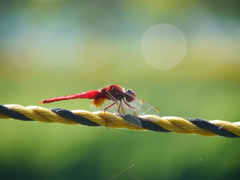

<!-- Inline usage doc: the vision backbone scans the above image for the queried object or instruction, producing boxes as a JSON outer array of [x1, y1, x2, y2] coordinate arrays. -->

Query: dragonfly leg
[[103, 101, 118, 128]]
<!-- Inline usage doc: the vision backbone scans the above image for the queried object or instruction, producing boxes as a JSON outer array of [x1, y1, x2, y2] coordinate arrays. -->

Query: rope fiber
[[0, 104, 240, 138]]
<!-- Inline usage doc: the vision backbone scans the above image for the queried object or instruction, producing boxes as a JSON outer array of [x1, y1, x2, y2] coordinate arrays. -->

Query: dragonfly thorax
[[101, 85, 136, 103], [104, 88, 125, 101]]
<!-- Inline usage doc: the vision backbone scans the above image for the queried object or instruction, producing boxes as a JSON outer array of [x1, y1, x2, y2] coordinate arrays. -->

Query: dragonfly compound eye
[[125, 89, 136, 102]]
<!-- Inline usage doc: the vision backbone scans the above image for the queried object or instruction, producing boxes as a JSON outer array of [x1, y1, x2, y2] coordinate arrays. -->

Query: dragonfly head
[[125, 89, 136, 102]]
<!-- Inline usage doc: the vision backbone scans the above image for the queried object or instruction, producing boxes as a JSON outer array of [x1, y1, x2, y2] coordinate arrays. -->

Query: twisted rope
[[0, 104, 240, 138]]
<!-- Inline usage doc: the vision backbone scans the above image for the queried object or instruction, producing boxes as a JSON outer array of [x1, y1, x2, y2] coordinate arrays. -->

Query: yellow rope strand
[[1, 104, 240, 137]]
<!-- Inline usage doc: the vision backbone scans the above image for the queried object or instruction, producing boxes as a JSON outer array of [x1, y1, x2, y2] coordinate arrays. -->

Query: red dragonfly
[[40, 85, 160, 127]]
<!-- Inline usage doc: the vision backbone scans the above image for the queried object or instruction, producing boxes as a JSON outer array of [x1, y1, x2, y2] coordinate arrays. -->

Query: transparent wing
[[90, 98, 160, 128], [127, 98, 161, 117], [90, 99, 119, 113]]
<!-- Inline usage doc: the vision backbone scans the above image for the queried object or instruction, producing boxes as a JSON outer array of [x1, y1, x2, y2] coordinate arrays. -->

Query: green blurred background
[[1, 0, 240, 179]]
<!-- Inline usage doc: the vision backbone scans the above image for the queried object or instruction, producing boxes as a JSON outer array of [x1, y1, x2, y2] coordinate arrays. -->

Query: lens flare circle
[[141, 24, 187, 70]]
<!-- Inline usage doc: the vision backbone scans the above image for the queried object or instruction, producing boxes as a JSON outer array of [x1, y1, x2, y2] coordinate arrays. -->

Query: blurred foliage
[[0, 0, 240, 180]]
